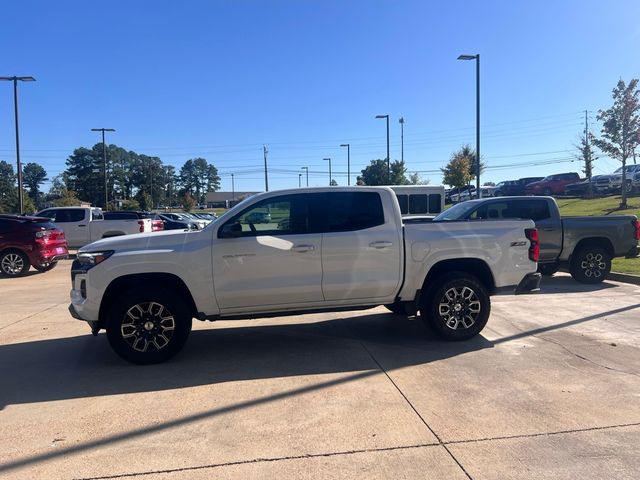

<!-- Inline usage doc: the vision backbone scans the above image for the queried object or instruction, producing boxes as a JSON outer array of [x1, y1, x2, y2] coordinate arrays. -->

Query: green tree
[[52, 188, 81, 207], [441, 152, 473, 191], [22, 162, 48, 209], [408, 172, 430, 185], [575, 131, 597, 197], [179, 158, 220, 203], [182, 192, 196, 212], [357, 159, 409, 185], [121, 199, 141, 211], [592, 79, 640, 208], [0, 161, 17, 213], [134, 190, 153, 211]]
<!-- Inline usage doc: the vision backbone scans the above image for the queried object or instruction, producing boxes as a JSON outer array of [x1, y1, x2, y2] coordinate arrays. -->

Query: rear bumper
[[515, 272, 542, 294], [625, 245, 639, 259]]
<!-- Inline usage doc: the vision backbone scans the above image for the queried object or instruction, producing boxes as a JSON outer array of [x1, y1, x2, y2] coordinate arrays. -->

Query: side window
[[54, 209, 85, 223], [0, 220, 12, 232], [39, 209, 56, 221], [527, 201, 551, 221], [92, 210, 104, 221], [327, 192, 384, 232], [222, 194, 318, 237], [428, 194, 442, 213], [408, 194, 428, 214], [396, 194, 408, 214]]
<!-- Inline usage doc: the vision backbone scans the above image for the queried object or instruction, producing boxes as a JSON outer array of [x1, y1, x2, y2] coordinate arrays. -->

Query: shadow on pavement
[[0, 312, 493, 410], [538, 274, 619, 294]]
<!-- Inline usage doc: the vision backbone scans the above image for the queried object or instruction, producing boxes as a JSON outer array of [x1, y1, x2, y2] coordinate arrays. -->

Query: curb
[[608, 272, 640, 286]]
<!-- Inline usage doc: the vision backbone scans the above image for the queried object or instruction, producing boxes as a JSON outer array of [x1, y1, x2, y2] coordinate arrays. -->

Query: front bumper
[[515, 272, 542, 294]]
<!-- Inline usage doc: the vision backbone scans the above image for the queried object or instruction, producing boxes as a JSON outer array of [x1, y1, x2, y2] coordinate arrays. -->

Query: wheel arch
[[98, 272, 198, 329], [571, 237, 614, 261], [421, 258, 496, 296]]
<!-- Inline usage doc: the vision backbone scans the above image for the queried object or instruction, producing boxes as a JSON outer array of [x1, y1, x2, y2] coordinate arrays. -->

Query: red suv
[[525, 172, 581, 196], [0, 215, 69, 277]]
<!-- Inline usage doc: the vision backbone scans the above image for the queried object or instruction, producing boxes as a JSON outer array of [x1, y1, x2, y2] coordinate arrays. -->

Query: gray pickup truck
[[434, 196, 639, 284]]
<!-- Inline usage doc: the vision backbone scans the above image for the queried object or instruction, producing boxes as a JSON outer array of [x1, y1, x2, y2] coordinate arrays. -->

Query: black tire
[[33, 261, 58, 273], [569, 245, 611, 284], [421, 272, 490, 340], [537, 263, 559, 277], [384, 302, 408, 315], [624, 181, 633, 194], [0, 249, 30, 277], [106, 288, 193, 364], [543, 188, 553, 196]]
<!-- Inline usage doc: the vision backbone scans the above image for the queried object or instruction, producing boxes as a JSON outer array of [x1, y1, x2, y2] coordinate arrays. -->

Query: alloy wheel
[[120, 302, 176, 352], [1, 253, 25, 276], [438, 286, 481, 330], [581, 252, 606, 279]]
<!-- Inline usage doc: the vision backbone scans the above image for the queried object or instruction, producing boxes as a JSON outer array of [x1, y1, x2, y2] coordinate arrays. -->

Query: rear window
[[327, 192, 384, 232], [104, 212, 138, 220], [408, 194, 428, 214], [396, 194, 408, 214], [428, 194, 442, 213]]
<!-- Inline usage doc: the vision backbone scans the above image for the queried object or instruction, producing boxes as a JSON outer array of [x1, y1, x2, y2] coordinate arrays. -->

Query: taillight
[[633, 219, 640, 241], [152, 219, 164, 231], [138, 220, 145, 233], [525, 228, 540, 262]]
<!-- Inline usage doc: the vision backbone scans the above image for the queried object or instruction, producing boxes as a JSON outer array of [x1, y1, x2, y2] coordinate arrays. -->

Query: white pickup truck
[[68, 187, 541, 364], [36, 207, 153, 248]]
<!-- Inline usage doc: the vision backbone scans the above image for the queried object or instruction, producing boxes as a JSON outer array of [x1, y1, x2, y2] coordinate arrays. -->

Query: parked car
[[449, 185, 476, 203], [103, 211, 164, 232], [494, 177, 543, 196], [564, 176, 604, 197], [434, 196, 640, 283], [69, 186, 540, 364], [594, 165, 640, 194], [524, 173, 581, 196], [157, 214, 198, 231], [37, 207, 153, 248], [0, 215, 69, 277], [245, 211, 272, 224]]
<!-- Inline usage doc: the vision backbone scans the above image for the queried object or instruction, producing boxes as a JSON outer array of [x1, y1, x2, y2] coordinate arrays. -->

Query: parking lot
[[1, 260, 639, 480]]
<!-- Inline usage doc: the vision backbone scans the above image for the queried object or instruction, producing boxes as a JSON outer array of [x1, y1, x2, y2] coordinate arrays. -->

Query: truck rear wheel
[[106, 288, 192, 364], [569, 246, 611, 284], [421, 272, 490, 340]]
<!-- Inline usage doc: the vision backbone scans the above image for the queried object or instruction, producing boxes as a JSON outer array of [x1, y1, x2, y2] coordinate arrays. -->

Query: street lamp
[[457, 53, 481, 198], [398, 117, 404, 163], [0, 76, 36, 214], [375, 114, 390, 184], [339, 144, 351, 185], [91, 128, 116, 209], [301, 166, 309, 187], [323, 158, 332, 185]]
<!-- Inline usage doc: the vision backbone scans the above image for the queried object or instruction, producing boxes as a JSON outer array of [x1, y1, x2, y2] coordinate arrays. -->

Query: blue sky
[[1, 0, 639, 192]]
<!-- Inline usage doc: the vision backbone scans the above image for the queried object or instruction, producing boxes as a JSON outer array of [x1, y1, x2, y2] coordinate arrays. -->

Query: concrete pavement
[[0, 261, 639, 479]]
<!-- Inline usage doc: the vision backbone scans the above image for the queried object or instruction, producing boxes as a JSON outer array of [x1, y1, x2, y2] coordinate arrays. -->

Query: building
[[205, 191, 259, 208]]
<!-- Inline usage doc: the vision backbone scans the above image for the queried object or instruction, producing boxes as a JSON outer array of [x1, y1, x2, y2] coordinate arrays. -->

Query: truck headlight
[[77, 251, 114, 268]]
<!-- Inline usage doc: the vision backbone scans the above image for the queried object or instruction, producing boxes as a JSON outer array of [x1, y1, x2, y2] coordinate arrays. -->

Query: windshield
[[433, 202, 478, 221]]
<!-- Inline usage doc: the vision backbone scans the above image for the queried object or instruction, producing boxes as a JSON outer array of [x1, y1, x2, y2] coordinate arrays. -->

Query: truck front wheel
[[569, 246, 611, 284], [106, 289, 192, 364], [421, 272, 490, 340]]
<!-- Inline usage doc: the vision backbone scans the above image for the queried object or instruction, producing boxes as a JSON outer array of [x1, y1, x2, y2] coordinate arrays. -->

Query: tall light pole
[[263, 145, 269, 191], [375, 114, 390, 184], [339, 143, 351, 185], [231, 173, 235, 203], [323, 158, 332, 185], [398, 117, 404, 163], [301, 166, 309, 187], [458, 54, 481, 198], [91, 128, 116, 209], [1, 76, 36, 214], [298, 173, 302, 188]]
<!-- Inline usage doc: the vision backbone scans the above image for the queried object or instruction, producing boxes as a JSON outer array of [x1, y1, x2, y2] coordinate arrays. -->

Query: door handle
[[369, 241, 393, 249], [292, 244, 315, 253], [78, 224, 86, 227], [540, 228, 554, 232]]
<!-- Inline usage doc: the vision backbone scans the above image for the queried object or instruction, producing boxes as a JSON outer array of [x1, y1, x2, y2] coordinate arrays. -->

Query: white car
[[69, 187, 541, 364], [594, 165, 640, 193]]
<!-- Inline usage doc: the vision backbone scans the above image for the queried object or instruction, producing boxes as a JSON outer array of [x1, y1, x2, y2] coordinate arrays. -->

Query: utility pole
[[340, 144, 351, 185], [231, 173, 235, 203], [1, 76, 36, 214], [263, 145, 269, 191], [584, 110, 593, 198], [301, 166, 309, 187], [399, 117, 404, 163], [323, 158, 332, 185], [298, 173, 302, 188], [91, 128, 115, 209]]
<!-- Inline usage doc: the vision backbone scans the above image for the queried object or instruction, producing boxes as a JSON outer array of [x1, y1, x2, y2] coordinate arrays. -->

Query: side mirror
[[219, 222, 242, 238]]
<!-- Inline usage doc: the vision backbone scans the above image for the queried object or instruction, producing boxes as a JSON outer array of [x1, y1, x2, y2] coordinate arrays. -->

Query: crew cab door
[[321, 191, 402, 301], [212, 193, 324, 310]]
